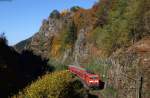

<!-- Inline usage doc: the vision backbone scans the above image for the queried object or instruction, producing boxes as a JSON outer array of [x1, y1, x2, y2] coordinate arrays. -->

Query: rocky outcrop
[[28, 16, 64, 58], [15, 11, 75, 59]]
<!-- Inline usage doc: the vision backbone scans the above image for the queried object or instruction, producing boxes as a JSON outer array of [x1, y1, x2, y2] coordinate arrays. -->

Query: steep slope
[[14, 0, 150, 98]]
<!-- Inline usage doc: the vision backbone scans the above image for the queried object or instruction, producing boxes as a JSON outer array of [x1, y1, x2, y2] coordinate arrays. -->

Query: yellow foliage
[[73, 9, 97, 30], [61, 10, 69, 17], [51, 44, 61, 57], [13, 70, 73, 98], [50, 37, 62, 58]]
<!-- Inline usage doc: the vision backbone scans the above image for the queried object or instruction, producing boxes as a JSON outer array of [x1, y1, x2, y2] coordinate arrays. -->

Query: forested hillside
[[7, 0, 150, 97]]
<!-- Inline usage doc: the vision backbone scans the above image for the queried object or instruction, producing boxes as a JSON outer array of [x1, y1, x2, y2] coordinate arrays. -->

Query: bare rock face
[[17, 11, 75, 59], [107, 38, 150, 98], [73, 26, 94, 65], [74, 29, 86, 64], [28, 17, 63, 58]]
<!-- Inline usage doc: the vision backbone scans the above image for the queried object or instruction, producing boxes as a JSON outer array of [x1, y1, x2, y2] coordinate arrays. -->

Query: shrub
[[13, 70, 86, 98]]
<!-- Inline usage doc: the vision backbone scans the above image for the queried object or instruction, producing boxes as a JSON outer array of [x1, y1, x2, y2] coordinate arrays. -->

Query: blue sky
[[0, 0, 98, 45]]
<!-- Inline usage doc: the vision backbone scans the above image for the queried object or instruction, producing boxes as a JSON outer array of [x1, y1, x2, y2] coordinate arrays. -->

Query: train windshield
[[86, 69, 94, 74], [90, 76, 98, 80]]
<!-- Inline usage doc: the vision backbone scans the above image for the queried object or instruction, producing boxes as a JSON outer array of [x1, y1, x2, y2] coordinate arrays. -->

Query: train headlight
[[89, 80, 99, 83], [89, 80, 94, 83], [94, 80, 99, 83]]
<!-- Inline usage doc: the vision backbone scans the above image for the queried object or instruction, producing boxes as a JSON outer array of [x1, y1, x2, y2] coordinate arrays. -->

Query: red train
[[68, 65, 102, 88]]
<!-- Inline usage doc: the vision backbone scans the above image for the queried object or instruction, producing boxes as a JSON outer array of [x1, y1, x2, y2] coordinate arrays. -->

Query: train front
[[86, 74, 100, 88]]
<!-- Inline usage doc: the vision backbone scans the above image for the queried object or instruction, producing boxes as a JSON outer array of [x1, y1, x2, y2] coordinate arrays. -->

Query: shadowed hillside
[[0, 34, 53, 98]]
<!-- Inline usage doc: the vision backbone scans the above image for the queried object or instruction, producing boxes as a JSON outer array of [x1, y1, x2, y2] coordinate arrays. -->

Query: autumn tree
[[0, 32, 8, 45], [50, 10, 60, 19], [70, 6, 81, 12]]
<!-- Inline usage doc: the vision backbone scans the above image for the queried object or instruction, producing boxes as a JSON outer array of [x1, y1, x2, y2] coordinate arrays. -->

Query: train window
[[86, 69, 94, 74]]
